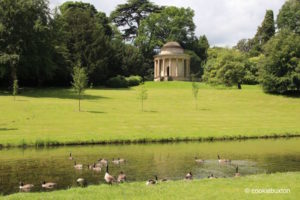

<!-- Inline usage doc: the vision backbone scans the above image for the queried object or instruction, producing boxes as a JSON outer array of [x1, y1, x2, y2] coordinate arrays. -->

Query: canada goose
[[19, 182, 34, 191], [76, 178, 87, 187], [218, 154, 231, 163], [117, 171, 127, 183], [104, 164, 115, 184], [235, 166, 240, 177], [146, 175, 158, 185], [98, 158, 108, 165], [88, 164, 93, 170], [74, 161, 83, 170], [94, 162, 102, 168], [112, 158, 120, 165], [160, 178, 168, 182], [92, 163, 102, 172], [69, 153, 73, 160], [42, 181, 56, 189], [185, 172, 193, 180], [208, 173, 216, 179], [195, 157, 204, 164], [77, 178, 84, 184], [118, 158, 126, 163]]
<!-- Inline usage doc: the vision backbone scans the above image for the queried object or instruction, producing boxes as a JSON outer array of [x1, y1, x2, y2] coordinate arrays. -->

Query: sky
[[49, 0, 286, 47]]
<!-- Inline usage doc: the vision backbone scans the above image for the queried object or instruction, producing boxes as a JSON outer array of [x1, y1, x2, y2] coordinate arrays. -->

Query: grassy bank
[[3, 172, 299, 200], [0, 82, 300, 147]]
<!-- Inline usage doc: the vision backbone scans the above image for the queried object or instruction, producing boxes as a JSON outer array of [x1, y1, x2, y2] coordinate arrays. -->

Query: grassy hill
[[0, 82, 299, 147], [3, 172, 299, 200]]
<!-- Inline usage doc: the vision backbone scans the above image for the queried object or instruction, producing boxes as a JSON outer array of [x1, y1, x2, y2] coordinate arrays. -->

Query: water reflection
[[0, 138, 299, 195]]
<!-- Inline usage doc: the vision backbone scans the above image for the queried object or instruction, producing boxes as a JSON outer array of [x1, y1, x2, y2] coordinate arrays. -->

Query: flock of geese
[[19, 153, 240, 192]]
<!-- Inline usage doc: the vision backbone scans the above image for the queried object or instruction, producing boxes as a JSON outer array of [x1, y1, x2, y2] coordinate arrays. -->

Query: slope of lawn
[[3, 172, 299, 200], [0, 82, 299, 147]]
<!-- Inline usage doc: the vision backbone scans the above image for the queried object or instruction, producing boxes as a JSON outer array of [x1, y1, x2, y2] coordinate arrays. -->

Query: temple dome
[[160, 41, 184, 55]]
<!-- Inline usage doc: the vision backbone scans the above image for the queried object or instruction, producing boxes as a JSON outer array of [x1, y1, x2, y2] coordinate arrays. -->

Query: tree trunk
[[141, 99, 143, 112], [79, 94, 81, 112], [11, 63, 17, 86], [237, 82, 242, 90]]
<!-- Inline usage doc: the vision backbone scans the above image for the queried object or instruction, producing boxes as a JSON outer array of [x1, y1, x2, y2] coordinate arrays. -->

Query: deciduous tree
[[72, 66, 88, 111]]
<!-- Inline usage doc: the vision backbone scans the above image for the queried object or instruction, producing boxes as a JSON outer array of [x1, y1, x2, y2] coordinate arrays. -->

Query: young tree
[[71, 66, 88, 111], [192, 77, 200, 110], [138, 83, 148, 112], [12, 79, 18, 101]]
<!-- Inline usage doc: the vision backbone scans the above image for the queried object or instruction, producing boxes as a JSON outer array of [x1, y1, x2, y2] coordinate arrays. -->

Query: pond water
[[0, 138, 300, 195]]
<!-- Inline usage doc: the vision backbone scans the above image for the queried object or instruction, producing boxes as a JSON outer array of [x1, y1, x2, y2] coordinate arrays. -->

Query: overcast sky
[[49, 0, 286, 47]]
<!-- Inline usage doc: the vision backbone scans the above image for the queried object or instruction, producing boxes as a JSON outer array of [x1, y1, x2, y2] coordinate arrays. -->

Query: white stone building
[[154, 42, 190, 81]]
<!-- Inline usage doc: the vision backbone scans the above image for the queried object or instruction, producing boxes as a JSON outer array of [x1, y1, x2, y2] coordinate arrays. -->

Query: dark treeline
[[1, 0, 299, 95], [0, 0, 209, 87]]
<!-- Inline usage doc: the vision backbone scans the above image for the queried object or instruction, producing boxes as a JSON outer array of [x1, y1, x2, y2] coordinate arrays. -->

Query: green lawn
[[0, 82, 299, 147], [3, 172, 299, 200]]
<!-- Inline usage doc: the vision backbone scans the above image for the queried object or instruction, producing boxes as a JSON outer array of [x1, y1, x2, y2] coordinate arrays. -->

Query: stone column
[[154, 59, 156, 78], [187, 59, 190, 77], [176, 58, 178, 77], [169, 58, 171, 76], [163, 58, 165, 77]]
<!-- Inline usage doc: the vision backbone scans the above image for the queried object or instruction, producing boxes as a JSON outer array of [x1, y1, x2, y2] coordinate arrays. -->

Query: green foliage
[[254, 10, 275, 46], [234, 39, 251, 53], [184, 35, 210, 77], [0, 0, 52, 85], [118, 44, 146, 77], [71, 66, 88, 111], [58, 2, 113, 85], [203, 48, 249, 89], [185, 50, 203, 78], [106, 75, 129, 88], [245, 55, 263, 84], [136, 6, 195, 57], [126, 75, 143, 86], [235, 10, 275, 56], [277, 0, 300, 34], [12, 79, 18, 101], [137, 83, 148, 111], [110, 0, 160, 40], [260, 30, 300, 94]]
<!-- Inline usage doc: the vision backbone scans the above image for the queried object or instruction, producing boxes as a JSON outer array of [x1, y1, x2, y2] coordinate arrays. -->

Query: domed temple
[[154, 42, 190, 81]]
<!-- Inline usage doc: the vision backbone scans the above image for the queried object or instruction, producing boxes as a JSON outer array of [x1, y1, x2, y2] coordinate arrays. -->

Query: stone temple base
[[154, 76, 190, 82]]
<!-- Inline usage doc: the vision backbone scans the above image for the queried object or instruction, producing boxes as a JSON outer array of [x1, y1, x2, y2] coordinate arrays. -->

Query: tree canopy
[[110, 0, 160, 41], [203, 48, 251, 89], [260, 30, 300, 93], [277, 0, 300, 34], [135, 6, 195, 56]]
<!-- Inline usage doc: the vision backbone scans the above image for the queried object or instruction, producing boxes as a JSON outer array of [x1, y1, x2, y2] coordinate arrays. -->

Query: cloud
[[49, 0, 286, 47]]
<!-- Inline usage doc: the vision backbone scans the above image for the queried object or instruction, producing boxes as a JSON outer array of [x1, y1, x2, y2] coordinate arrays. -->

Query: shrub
[[106, 75, 128, 88], [260, 30, 300, 94], [126, 75, 143, 86]]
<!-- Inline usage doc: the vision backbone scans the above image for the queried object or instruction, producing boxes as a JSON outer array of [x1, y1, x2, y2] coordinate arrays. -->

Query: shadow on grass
[[143, 110, 158, 113], [1, 88, 108, 100], [198, 108, 211, 111], [85, 111, 106, 114], [267, 91, 300, 99], [0, 128, 18, 131]]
